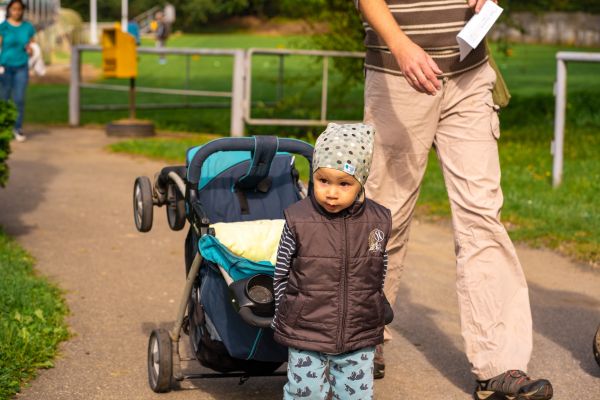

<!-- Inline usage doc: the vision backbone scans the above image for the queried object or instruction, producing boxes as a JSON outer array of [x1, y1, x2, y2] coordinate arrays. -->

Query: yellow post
[[102, 26, 137, 79], [102, 24, 154, 137]]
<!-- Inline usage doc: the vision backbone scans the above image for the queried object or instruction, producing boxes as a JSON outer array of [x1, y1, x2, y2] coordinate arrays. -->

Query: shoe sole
[[473, 385, 553, 400], [473, 393, 507, 400]]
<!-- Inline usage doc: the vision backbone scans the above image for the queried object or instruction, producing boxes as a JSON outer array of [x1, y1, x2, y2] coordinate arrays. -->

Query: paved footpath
[[1, 127, 599, 400]]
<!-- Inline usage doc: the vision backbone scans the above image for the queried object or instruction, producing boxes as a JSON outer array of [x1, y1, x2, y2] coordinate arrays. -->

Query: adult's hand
[[468, 0, 498, 13], [390, 37, 442, 95]]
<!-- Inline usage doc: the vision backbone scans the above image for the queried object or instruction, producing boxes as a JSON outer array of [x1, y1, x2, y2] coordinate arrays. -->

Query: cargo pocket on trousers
[[488, 102, 501, 140]]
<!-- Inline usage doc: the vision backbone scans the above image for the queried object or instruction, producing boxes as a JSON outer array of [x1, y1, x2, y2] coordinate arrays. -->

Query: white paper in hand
[[456, 1, 503, 61]]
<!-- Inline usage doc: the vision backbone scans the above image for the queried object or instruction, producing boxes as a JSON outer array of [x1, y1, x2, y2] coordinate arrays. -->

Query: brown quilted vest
[[273, 195, 391, 354]]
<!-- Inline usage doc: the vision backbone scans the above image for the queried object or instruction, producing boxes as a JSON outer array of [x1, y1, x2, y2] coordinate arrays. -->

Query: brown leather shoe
[[374, 344, 385, 379], [473, 370, 553, 400]]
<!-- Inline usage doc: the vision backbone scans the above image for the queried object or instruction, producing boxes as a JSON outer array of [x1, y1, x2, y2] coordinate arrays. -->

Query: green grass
[[110, 133, 220, 162], [418, 123, 600, 266], [27, 33, 362, 135], [492, 43, 600, 96], [417, 88, 600, 266], [28, 33, 600, 266], [110, 102, 599, 267], [0, 228, 69, 399], [109, 134, 312, 181], [26, 37, 600, 134]]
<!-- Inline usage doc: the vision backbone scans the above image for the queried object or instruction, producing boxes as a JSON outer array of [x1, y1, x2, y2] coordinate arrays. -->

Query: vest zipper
[[337, 216, 348, 353]]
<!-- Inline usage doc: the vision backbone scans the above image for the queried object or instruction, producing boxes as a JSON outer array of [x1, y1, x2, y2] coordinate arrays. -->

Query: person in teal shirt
[[0, 0, 35, 142]]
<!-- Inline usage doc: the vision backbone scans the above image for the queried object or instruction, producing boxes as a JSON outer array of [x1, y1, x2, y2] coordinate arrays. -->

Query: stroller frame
[[134, 136, 313, 392]]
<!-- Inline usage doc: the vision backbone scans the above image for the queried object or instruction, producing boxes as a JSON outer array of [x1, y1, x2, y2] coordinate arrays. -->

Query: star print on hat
[[312, 123, 375, 186]]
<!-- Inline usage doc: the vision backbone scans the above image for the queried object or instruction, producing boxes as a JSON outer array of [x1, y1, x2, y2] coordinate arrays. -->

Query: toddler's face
[[313, 168, 361, 214]]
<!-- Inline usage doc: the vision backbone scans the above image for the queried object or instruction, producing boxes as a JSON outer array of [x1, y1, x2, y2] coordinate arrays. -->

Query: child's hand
[[25, 43, 32, 55]]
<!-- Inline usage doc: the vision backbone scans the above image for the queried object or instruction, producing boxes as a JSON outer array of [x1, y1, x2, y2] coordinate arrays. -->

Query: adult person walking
[[0, 0, 35, 142], [355, 1, 554, 399]]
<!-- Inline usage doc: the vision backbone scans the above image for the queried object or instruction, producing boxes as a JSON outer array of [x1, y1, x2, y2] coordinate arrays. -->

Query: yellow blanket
[[212, 219, 285, 265]]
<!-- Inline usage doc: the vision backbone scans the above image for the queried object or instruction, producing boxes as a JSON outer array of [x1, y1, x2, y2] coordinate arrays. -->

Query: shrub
[[0, 229, 69, 398], [0, 101, 17, 188]]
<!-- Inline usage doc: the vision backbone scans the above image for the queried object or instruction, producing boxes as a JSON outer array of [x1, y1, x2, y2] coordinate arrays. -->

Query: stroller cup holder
[[229, 274, 275, 328], [245, 274, 274, 316]]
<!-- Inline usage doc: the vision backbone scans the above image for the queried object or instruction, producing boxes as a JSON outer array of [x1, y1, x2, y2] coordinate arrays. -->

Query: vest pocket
[[281, 293, 305, 327], [297, 291, 338, 329], [349, 289, 384, 328]]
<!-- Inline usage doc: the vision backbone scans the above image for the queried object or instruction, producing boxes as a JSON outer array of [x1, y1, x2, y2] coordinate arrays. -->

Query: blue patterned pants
[[283, 346, 375, 400]]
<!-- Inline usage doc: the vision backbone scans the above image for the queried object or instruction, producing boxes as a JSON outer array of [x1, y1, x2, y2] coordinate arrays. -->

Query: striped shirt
[[272, 222, 388, 329], [356, 0, 488, 76]]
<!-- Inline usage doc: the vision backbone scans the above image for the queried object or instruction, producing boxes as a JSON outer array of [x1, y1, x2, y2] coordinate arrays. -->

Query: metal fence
[[69, 45, 366, 136], [552, 51, 600, 187], [69, 45, 246, 135], [244, 48, 365, 127]]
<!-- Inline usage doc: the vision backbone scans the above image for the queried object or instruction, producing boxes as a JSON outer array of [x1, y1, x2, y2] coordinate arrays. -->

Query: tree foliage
[[60, 0, 600, 30], [59, 0, 121, 21], [309, 1, 364, 84], [503, 0, 600, 14], [60, 0, 284, 28]]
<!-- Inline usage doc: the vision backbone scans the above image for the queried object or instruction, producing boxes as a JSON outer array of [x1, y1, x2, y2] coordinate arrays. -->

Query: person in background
[[0, 0, 35, 142], [127, 19, 141, 46], [355, 1, 554, 399], [272, 123, 392, 399], [153, 11, 169, 64]]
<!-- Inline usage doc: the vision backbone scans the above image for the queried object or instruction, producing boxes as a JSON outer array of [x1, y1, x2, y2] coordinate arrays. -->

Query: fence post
[[277, 54, 285, 101], [69, 46, 81, 126], [321, 56, 329, 122], [230, 49, 246, 137], [552, 57, 567, 188]]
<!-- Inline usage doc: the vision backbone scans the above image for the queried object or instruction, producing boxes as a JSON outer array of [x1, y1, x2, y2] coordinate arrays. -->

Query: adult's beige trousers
[[363, 63, 532, 380]]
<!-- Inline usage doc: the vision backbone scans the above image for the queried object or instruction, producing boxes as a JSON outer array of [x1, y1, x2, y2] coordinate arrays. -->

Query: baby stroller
[[133, 136, 313, 392]]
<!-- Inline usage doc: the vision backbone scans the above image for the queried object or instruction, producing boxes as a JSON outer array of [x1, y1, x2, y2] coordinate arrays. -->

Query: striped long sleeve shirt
[[355, 0, 488, 77], [271, 222, 388, 329]]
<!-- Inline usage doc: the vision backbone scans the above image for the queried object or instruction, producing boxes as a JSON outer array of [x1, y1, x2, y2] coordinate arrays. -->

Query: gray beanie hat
[[312, 123, 375, 186]]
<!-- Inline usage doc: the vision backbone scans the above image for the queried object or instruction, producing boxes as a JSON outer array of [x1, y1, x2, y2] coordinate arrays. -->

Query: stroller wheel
[[166, 182, 186, 231], [133, 176, 153, 232], [594, 324, 600, 368], [147, 329, 172, 393]]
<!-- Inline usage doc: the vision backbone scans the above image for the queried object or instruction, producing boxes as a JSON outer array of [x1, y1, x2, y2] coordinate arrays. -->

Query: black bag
[[383, 295, 394, 325]]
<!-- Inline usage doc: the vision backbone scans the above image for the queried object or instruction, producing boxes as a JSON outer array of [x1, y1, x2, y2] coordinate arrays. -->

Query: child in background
[[272, 123, 392, 399]]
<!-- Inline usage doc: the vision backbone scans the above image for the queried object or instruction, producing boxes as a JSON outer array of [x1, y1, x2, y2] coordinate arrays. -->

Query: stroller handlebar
[[187, 137, 314, 186]]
